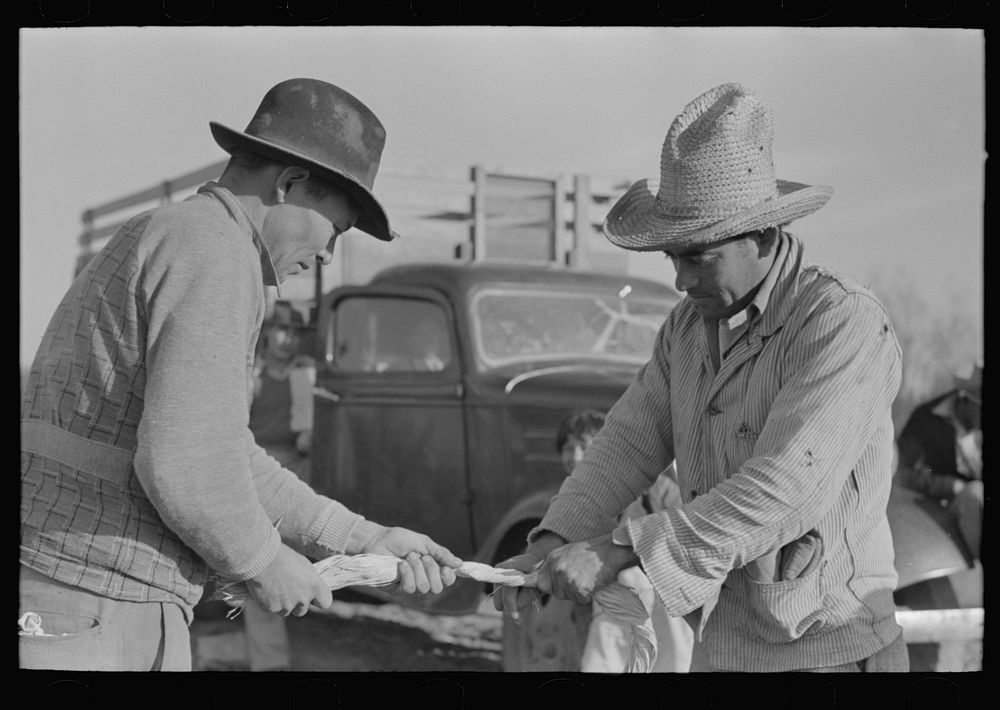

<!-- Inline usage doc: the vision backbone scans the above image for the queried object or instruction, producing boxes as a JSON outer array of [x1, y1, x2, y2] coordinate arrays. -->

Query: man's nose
[[674, 265, 697, 292], [317, 238, 337, 266]]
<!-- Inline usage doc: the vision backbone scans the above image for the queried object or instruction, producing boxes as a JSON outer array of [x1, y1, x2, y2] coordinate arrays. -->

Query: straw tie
[[212, 553, 657, 673]]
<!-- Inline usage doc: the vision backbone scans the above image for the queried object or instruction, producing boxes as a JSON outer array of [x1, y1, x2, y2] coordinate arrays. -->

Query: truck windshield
[[470, 285, 670, 369]]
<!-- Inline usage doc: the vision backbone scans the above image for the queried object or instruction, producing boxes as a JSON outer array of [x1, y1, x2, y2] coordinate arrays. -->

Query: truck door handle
[[312, 386, 341, 402]]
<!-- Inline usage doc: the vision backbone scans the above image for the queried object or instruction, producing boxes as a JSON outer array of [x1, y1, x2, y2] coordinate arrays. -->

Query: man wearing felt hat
[[496, 83, 908, 672], [20, 79, 461, 671]]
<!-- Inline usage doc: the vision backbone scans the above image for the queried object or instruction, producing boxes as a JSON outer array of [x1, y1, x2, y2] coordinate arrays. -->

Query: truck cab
[[310, 261, 679, 613]]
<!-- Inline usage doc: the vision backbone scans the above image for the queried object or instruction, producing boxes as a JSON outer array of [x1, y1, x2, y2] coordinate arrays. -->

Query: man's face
[[265, 325, 299, 362], [560, 433, 594, 475], [261, 182, 360, 282], [664, 234, 770, 320]]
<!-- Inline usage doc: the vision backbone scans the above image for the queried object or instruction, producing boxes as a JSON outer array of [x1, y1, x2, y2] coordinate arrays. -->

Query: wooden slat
[[472, 165, 487, 261], [77, 160, 634, 274], [379, 195, 474, 213], [83, 160, 226, 223], [571, 174, 592, 269], [484, 214, 553, 230], [77, 221, 123, 246], [165, 160, 227, 194], [895, 608, 984, 644], [83, 184, 169, 222], [378, 163, 475, 183], [589, 174, 633, 197]]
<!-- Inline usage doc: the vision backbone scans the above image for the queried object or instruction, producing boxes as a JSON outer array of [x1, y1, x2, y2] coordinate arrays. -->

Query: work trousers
[[19, 565, 191, 671]]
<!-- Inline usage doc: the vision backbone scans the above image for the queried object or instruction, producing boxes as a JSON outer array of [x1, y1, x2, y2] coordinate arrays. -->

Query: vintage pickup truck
[[307, 261, 981, 671]]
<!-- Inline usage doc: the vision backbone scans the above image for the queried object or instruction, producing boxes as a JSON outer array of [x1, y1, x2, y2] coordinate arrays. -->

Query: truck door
[[311, 287, 474, 556]]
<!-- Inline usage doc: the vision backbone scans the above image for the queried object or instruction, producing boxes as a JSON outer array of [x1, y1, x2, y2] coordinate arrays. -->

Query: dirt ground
[[191, 563, 983, 673], [190, 594, 503, 672], [191, 592, 982, 674]]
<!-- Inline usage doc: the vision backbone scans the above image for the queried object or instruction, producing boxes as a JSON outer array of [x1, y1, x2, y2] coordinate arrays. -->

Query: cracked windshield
[[471, 285, 669, 368]]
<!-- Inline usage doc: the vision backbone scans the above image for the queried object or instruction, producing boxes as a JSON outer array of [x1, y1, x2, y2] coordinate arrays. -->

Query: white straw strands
[[212, 553, 657, 672]]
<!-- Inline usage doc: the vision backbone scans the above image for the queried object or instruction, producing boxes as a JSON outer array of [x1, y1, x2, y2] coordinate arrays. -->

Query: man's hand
[[358, 525, 462, 595], [492, 532, 565, 622], [246, 544, 333, 617], [538, 534, 639, 605]]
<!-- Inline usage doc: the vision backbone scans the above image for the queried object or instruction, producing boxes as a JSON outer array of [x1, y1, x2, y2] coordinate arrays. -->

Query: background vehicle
[[310, 261, 678, 611], [888, 485, 983, 671]]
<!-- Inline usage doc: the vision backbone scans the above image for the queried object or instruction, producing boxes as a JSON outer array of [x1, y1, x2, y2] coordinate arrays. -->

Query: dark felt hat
[[210, 78, 396, 241], [269, 300, 311, 330]]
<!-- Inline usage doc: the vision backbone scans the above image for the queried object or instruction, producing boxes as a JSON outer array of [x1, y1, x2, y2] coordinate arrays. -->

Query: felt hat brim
[[211, 121, 397, 241]]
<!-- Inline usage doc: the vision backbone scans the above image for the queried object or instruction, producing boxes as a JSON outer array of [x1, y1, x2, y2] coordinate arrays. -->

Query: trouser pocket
[[19, 566, 111, 670]]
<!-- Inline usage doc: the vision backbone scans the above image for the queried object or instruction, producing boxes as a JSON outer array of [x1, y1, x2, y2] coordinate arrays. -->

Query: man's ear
[[755, 226, 780, 257], [273, 166, 311, 203]]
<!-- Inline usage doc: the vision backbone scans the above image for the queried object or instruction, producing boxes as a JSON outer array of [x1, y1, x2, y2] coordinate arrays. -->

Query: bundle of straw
[[212, 553, 657, 673]]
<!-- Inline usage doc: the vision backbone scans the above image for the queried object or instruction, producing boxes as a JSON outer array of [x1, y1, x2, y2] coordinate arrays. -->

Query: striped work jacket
[[538, 234, 904, 671]]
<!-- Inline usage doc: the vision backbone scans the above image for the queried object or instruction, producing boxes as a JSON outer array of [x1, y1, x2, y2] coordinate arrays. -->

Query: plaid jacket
[[537, 234, 904, 671], [21, 184, 362, 620]]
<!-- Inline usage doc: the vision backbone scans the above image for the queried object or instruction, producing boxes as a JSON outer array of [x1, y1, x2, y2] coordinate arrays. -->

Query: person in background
[[896, 362, 983, 560], [20, 78, 461, 671], [237, 299, 317, 671], [557, 409, 694, 673], [495, 83, 906, 672], [249, 300, 317, 481]]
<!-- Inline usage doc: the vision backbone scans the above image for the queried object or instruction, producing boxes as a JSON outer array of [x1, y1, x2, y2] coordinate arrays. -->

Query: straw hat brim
[[604, 178, 833, 252], [210, 122, 397, 241]]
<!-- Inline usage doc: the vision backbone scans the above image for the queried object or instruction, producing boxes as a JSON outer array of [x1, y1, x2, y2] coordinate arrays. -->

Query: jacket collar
[[754, 230, 804, 339], [197, 182, 281, 289], [720, 234, 784, 331]]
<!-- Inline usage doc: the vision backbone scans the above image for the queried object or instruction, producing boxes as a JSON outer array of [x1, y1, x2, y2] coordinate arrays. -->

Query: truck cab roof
[[369, 260, 679, 301]]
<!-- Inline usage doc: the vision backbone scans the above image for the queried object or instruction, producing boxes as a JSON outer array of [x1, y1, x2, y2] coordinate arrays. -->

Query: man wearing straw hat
[[496, 83, 908, 672], [20, 78, 461, 671]]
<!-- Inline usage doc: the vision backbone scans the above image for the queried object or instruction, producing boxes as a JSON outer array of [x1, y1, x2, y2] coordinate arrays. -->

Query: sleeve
[[133, 221, 281, 581], [245, 433, 365, 558], [627, 291, 902, 617], [531, 314, 677, 543]]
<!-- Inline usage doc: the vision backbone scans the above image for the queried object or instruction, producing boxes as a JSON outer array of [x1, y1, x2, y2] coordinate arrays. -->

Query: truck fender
[[474, 488, 559, 565], [888, 484, 973, 590]]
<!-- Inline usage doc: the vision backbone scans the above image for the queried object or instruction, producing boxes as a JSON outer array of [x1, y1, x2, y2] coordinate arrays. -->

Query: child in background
[[556, 409, 694, 673]]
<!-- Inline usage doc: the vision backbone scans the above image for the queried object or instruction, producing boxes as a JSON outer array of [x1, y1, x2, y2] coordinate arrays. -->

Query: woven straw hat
[[604, 83, 833, 251]]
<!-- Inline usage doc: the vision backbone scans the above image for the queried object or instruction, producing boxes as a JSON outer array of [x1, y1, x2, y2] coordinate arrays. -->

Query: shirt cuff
[[228, 525, 282, 581], [307, 500, 366, 554], [626, 512, 722, 620], [611, 521, 633, 547]]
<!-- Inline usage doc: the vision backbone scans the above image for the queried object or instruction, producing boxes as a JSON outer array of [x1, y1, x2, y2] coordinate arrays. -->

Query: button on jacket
[[21, 183, 364, 621], [536, 233, 903, 671]]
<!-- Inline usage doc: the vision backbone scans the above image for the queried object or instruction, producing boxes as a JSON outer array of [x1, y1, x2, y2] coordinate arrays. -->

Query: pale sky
[[19, 26, 984, 369]]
